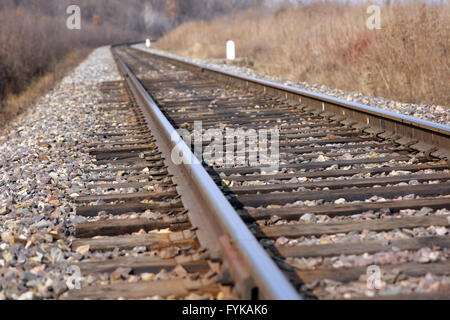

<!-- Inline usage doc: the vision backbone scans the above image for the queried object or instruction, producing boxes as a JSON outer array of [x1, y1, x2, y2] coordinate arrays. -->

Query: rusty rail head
[[130, 44, 450, 161]]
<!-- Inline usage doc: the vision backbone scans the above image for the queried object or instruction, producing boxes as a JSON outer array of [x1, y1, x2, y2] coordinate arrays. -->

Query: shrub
[[155, 1, 450, 106]]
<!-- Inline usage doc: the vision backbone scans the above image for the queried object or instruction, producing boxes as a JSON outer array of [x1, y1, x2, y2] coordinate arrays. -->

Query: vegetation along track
[[68, 43, 450, 300]]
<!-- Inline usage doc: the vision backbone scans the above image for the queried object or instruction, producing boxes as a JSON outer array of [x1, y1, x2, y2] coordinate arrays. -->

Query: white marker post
[[145, 39, 151, 48], [226, 40, 235, 60]]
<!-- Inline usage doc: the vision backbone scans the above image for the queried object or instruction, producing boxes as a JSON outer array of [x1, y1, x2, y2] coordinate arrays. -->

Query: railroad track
[[66, 43, 450, 300], [63, 81, 235, 300]]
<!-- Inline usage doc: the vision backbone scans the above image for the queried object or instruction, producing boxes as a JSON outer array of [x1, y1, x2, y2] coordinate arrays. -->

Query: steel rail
[[111, 46, 301, 300], [131, 44, 450, 160]]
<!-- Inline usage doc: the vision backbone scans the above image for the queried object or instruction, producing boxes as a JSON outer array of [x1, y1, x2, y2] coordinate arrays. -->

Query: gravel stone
[[0, 46, 122, 299], [134, 44, 449, 125]]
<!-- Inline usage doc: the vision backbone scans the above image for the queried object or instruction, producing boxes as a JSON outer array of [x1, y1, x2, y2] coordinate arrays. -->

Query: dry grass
[[156, 1, 450, 107], [0, 48, 90, 129], [0, 7, 138, 98], [0, 5, 140, 124]]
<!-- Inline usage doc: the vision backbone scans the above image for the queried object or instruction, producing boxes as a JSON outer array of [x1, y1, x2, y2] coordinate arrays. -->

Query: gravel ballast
[[0, 46, 121, 300], [133, 44, 449, 126]]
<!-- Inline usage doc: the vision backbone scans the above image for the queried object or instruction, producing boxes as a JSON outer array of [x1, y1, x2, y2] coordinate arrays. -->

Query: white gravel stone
[[61, 46, 121, 85], [0, 46, 122, 299], [134, 44, 449, 125]]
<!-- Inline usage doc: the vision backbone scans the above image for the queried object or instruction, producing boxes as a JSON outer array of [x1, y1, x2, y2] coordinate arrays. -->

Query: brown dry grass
[[155, 1, 450, 107], [0, 7, 138, 99], [0, 48, 90, 129], [0, 5, 140, 125]]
